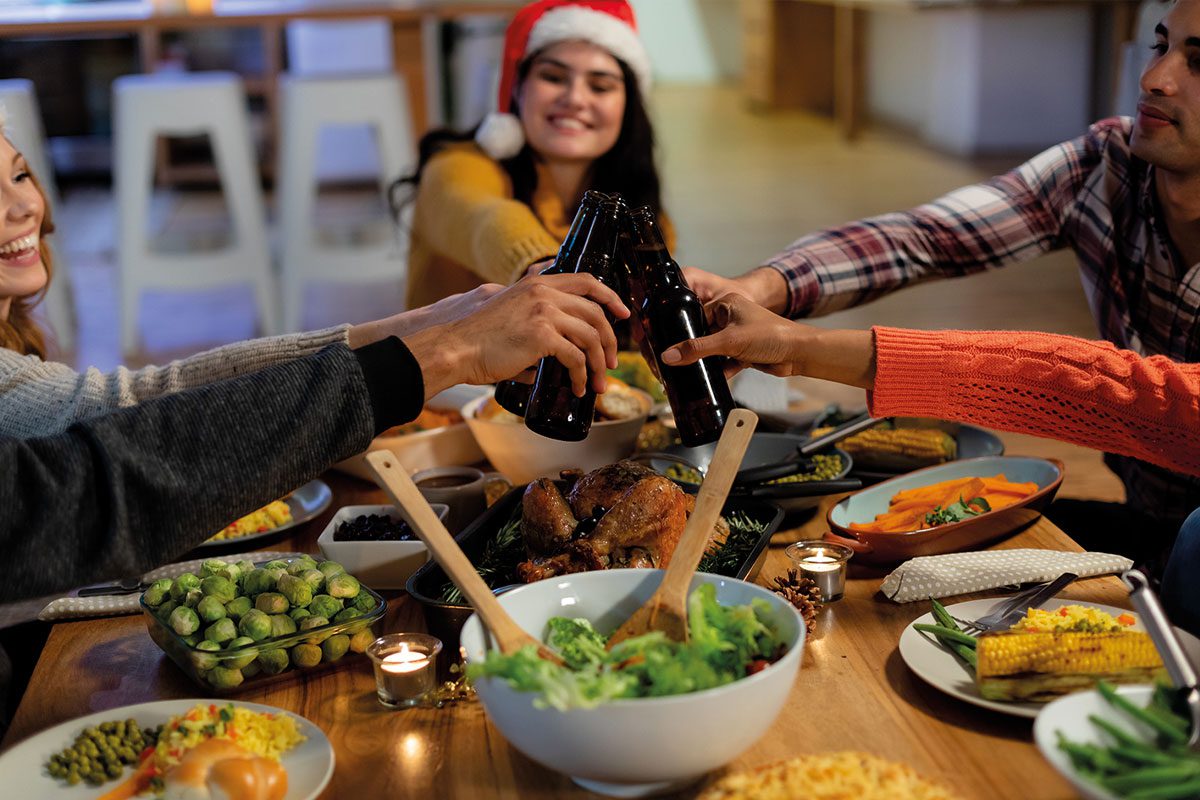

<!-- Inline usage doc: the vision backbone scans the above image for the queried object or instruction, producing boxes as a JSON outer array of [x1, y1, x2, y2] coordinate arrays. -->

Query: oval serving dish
[[825, 455, 1064, 564]]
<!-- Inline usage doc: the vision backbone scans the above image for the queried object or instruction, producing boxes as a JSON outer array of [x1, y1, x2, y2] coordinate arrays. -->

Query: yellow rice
[[697, 752, 961, 800], [208, 500, 292, 542], [1011, 604, 1135, 634], [151, 702, 304, 775]]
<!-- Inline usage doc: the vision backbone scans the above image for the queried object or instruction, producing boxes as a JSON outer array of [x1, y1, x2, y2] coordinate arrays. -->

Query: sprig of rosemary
[[437, 507, 524, 604], [696, 511, 771, 576]]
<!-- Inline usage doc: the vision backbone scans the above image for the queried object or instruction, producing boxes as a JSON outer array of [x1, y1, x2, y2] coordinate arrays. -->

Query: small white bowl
[[316, 504, 447, 590], [462, 389, 650, 484], [334, 385, 488, 481], [460, 569, 805, 797]]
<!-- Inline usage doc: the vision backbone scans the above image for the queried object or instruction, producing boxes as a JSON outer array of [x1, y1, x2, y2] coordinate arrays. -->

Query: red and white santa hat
[[475, 0, 652, 160]]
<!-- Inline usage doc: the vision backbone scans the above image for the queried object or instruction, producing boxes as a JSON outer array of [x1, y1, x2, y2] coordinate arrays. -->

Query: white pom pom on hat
[[475, 0, 652, 160]]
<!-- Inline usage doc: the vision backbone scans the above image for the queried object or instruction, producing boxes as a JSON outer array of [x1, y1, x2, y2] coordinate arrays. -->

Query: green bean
[[1126, 777, 1200, 800], [1105, 765, 1200, 793], [1110, 745, 1184, 768], [1099, 681, 1190, 747], [912, 623, 977, 648], [1090, 714, 1157, 751], [930, 599, 960, 631]]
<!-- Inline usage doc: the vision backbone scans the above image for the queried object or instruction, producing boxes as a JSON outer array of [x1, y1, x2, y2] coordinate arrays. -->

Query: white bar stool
[[275, 73, 415, 332], [0, 78, 75, 354], [113, 71, 277, 355]]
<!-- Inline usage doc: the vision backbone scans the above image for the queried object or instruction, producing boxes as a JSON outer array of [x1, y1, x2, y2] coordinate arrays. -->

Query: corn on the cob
[[825, 427, 957, 471], [975, 631, 1165, 702]]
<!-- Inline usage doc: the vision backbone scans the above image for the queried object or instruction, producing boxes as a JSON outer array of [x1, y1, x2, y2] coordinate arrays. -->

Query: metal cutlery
[[1123, 568, 1200, 748], [957, 572, 1078, 634], [77, 577, 150, 597], [733, 412, 883, 485]]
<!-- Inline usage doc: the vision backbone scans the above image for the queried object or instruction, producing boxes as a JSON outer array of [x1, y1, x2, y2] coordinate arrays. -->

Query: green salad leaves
[[467, 584, 786, 710]]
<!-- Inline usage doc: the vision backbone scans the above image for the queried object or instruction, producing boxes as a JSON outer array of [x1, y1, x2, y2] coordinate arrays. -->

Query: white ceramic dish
[[1033, 684, 1156, 800], [194, 479, 333, 554], [334, 384, 488, 481], [899, 597, 1200, 718], [316, 503, 447, 589], [460, 569, 805, 798], [0, 699, 333, 799], [462, 389, 650, 484]]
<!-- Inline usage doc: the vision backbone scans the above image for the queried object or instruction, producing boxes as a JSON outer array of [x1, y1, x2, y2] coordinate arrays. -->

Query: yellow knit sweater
[[405, 143, 674, 309]]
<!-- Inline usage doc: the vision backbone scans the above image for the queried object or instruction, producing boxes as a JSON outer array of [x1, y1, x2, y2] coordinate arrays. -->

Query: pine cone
[[770, 569, 823, 634]]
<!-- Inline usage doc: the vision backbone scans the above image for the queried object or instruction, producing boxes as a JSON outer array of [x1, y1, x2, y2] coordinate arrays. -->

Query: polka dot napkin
[[38, 551, 303, 622], [879, 549, 1133, 603]]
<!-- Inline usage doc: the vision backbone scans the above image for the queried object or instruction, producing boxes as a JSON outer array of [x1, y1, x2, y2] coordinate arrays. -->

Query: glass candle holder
[[785, 541, 854, 602], [367, 633, 443, 709]]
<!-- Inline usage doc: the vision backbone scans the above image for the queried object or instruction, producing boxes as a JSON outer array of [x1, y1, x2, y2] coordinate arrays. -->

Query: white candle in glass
[[799, 553, 847, 600], [377, 643, 434, 706]]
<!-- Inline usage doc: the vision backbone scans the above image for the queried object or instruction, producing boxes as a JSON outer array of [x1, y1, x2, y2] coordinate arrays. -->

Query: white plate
[[898, 597, 1200, 718], [193, 479, 333, 553], [0, 699, 334, 799], [1033, 684, 1158, 800]]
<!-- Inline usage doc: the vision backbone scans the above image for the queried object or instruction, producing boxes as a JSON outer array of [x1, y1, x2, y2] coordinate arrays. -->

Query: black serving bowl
[[406, 485, 785, 659]]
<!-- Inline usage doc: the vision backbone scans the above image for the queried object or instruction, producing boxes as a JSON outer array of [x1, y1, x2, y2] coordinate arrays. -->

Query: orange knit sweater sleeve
[[868, 326, 1200, 478], [413, 146, 561, 285]]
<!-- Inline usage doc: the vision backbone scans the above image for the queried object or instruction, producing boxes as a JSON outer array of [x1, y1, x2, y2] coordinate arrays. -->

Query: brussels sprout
[[200, 559, 230, 579], [204, 617, 237, 644], [168, 605, 200, 636], [225, 596, 252, 620], [276, 575, 312, 608], [317, 561, 346, 580], [181, 633, 201, 647], [142, 578, 173, 607], [225, 636, 258, 669], [241, 661, 262, 679], [298, 616, 330, 644], [308, 595, 342, 620], [348, 629, 375, 654], [286, 558, 316, 577], [333, 607, 362, 625], [169, 573, 200, 602], [196, 596, 227, 624], [200, 576, 236, 603], [207, 666, 244, 689], [263, 560, 290, 571], [290, 643, 322, 668], [321, 634, 350, 663], [241, 569, 275, 596], [190, 640, 221, 672], [254, 593, 289, 615], [235, 559, 257, 579], [327, 574, 360, 600], [269, 614, 297, 637], [351, 591, 377, 613], [264, 568, 287, 586], [183, 589, 203, 608], [238, 609, 273, 641], [257, 649, 290, 675], [289, 607, 312, 623], [155, 599, 179, 623], [300, 569, 325, 594]]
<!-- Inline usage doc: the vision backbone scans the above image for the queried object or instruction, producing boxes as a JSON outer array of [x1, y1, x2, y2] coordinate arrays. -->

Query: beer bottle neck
[[551, 192, 608, 272], [629, 211, 685, 291]]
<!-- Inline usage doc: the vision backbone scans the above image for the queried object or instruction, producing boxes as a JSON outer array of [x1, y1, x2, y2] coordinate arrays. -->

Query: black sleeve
[[0, 343, 393, 602]]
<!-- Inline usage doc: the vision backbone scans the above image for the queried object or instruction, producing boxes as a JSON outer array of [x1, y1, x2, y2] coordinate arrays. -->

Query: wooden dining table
[[0, 428, 1134, 800]]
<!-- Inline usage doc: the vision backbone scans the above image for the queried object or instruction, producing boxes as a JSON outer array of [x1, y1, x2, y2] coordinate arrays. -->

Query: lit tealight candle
[[368, 634, 442, 709], [786, 542, 854, 602]]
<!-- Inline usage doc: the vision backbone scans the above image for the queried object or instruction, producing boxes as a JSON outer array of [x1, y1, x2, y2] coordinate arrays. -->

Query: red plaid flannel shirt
[[766, 117, 1200, 524]]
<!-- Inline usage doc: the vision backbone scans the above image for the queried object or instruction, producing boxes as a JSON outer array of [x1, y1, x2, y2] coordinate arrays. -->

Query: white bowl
[[334, 385, 488, 481], [1033, 684, 1157, 800], [462, 389, 650, 484], [316, 503, 447, 590], [460, 569, 806, 797]]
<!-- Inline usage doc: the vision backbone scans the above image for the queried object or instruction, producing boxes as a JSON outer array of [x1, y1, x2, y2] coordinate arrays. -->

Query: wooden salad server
[[365, 450, 564, 665], [606, 408, 758, 648]]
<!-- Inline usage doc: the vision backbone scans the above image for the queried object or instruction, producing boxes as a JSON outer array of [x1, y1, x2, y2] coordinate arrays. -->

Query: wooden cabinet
[[741, 0, 836, 114]]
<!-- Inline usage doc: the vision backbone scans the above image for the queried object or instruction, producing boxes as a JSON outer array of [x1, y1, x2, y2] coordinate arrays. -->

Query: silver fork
[[954, 572, 1078, 634]]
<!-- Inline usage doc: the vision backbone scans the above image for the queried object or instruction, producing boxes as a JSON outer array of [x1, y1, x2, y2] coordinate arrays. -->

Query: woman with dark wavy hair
[[392, 0, 672, 309]]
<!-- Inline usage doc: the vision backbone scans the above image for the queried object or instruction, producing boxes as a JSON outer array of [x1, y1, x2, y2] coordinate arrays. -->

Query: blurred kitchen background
[[0, 0, 1166, 374]]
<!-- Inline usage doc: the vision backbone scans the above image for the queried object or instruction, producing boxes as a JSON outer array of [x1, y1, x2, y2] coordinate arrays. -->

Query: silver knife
[[976, 572, 1078, 632]]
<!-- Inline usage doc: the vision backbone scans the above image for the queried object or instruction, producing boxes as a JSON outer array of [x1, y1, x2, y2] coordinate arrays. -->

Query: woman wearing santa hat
[[394, 0, 672, 310]]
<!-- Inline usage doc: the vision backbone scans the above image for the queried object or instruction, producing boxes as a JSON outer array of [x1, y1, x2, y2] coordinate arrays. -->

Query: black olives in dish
[[333, 514, 418, 542]]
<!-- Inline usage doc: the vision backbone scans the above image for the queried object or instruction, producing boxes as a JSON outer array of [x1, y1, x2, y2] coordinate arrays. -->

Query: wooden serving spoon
[[605, 408, 759, 649], [364, 450, 564, 665]]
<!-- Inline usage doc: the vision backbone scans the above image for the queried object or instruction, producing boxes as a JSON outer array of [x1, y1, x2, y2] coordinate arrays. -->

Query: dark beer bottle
[[491, 192, 610, 418], [524, 193, 624, 441], [627, 205, 734, 446]]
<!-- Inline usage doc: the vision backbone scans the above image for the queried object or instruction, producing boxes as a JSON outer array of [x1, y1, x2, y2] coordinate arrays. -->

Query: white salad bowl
[[460, 569, 806, 797]]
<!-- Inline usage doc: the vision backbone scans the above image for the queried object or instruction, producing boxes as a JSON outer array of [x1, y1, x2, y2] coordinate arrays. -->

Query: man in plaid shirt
[[686, 0, 1200, 548]]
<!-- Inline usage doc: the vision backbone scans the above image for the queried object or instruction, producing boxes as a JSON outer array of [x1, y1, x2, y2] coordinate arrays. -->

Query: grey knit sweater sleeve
[[0, 325, 351, 438], [1, 343, 378, 602]]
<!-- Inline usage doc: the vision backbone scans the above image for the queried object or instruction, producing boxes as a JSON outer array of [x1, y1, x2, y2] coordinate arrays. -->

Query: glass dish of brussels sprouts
[[140, 555, 385, 693]]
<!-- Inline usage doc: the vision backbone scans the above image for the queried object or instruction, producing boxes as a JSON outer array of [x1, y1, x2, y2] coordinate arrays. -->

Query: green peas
[[44, 718, 162, 788], [765, 453, 844, 484]]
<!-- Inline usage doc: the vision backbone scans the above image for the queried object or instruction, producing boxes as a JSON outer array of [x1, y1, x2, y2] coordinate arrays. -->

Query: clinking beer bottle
[[627, 205, 734, 446], [523, 192, 624, 441], [492, 192, 610, 418]]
